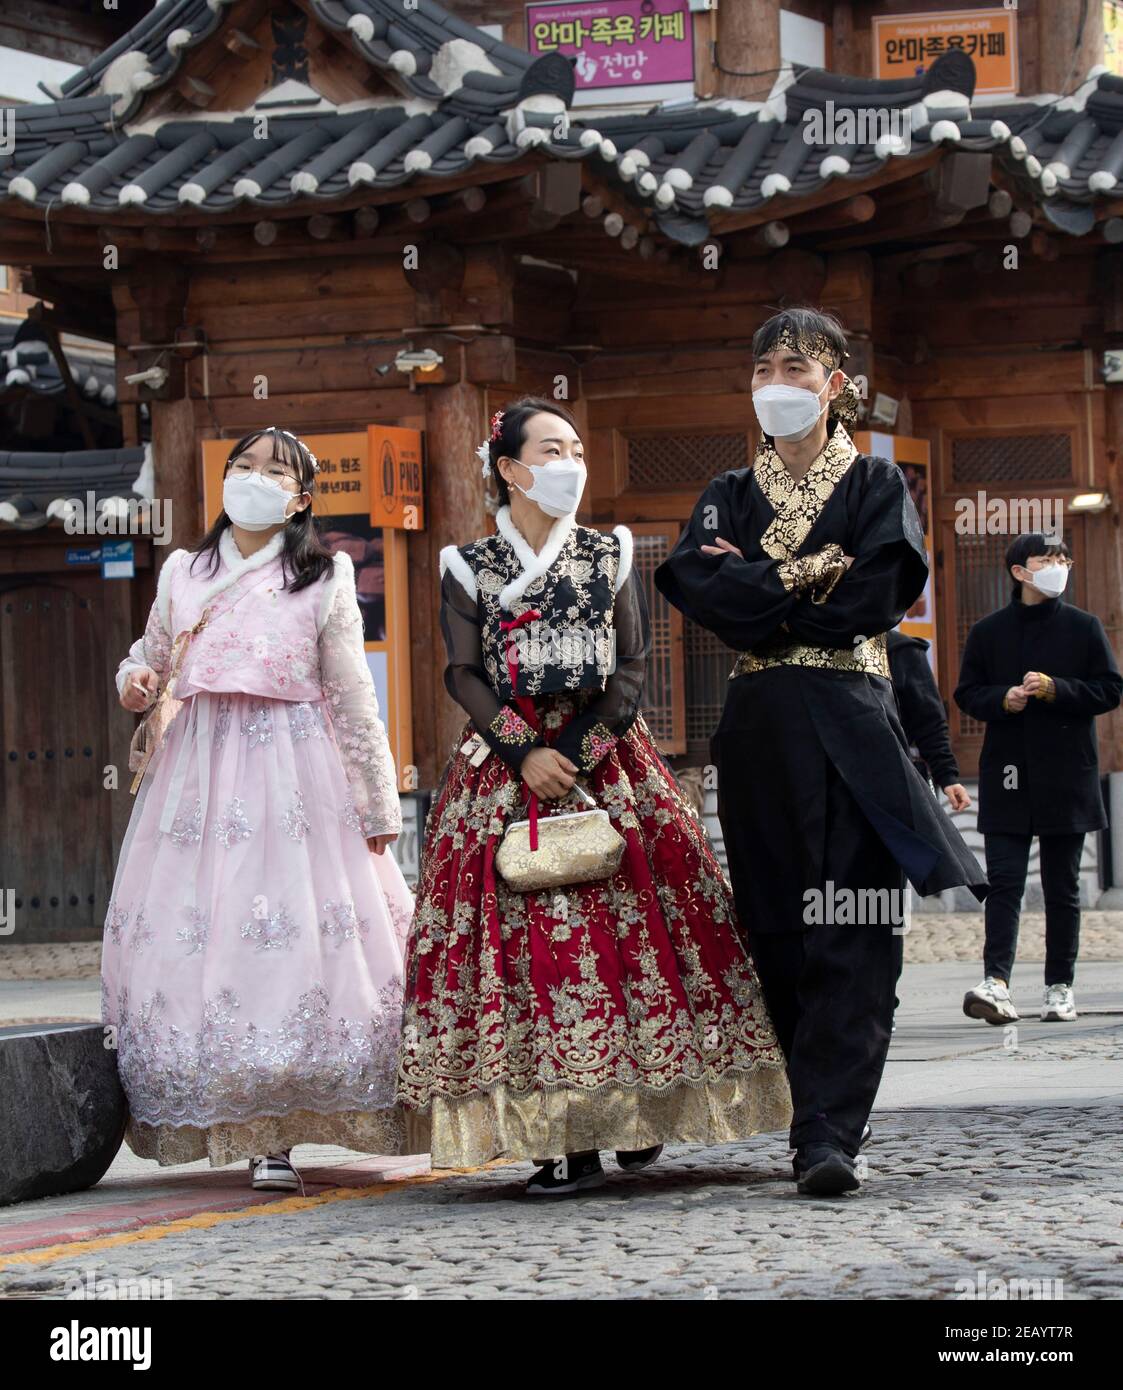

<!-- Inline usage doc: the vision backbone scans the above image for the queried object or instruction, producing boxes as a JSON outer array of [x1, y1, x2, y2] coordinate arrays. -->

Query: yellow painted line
[[0, 1161, 511, 1271]]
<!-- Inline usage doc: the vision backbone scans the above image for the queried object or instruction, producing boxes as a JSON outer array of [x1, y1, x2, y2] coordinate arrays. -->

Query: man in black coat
[[886, 630, 974, 1019], [954, 532, 1121, 1026], [888, 630, 970, 811]]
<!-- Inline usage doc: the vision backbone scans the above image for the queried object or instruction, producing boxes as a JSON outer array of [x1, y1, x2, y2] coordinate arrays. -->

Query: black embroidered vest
[[454, 515, 625, 701]]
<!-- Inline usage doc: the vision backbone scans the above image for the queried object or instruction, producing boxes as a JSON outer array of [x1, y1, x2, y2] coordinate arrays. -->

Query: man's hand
[[521, 746, 578, 799], [1022, 670, 1053, 698], [367, 834, 398, 856], [120, 667, 159, 712], [943, 784, 971, 812], [700, 535, 743, 559], [1004, 685, 1029, 712]]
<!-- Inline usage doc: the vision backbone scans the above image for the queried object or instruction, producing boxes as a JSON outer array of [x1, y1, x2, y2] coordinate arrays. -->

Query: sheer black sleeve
[[439, 566, 544, 771], [785, 458, 929, 650], [654, 473, 798, 649], [553, 569, 652, 773]]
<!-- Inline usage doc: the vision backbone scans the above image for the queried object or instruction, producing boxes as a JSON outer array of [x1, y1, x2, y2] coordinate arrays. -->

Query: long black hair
[[482, 395, 580, 508], [191, 426, 335, 592], [1005, 531, 1070, 602]]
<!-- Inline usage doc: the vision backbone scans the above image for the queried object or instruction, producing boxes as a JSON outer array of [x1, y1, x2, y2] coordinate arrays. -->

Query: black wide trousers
[[714, 670, 905, 1158]]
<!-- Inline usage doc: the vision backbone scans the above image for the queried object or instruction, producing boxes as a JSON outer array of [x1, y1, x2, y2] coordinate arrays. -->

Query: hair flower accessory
[[477, 409, 506, 478]]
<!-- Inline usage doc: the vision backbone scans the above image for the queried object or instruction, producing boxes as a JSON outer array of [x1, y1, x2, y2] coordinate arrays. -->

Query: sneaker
[[250, 1151, 303, 1193], [963, 977, 1019, 1025], [615, 1145, 663, 1173], [1041, 984, 1077, 1022], [796, 1144, 861, 1197], [525, 1151, 606, 1197]]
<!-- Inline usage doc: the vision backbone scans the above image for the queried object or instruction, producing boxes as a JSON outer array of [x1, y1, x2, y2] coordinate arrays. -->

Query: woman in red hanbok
[[398, 397, 791, 1195]]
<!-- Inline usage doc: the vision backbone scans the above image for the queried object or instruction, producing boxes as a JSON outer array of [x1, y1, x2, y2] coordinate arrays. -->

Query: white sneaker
[[963, 977, 1019, 1025], [1041, 984, 1077, 1022], [250, 1152, 303, 1193]]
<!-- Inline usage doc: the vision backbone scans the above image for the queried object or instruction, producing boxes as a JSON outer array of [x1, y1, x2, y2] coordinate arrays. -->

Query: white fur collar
[[495, 504, 578, 610], [198, 526, 286, 607]]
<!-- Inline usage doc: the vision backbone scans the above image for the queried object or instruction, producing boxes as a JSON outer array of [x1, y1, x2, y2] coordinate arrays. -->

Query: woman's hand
[[520, 746, 578, 799], [943, 784, 971, 812], [1004, 685, 1029, 712], [367, 834, 398, 856], [120, 667, 159, 712]]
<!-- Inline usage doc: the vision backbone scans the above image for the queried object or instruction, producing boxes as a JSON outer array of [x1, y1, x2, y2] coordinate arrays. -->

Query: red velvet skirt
[[397, 691, 791, 1168]]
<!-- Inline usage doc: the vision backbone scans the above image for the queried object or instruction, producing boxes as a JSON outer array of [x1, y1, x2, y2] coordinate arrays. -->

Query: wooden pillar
[[714, 0, 780, 100], [1034, 0, 1103, 95], [150, 396, 201, 558], [411, 371, 489, 788], [1093, 384, 1123, 775], [830, 2, 866, 78]]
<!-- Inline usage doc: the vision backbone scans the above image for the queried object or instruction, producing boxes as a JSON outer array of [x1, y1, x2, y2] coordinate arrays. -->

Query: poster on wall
[[201, 430, 417, 798], [526, 0, 694, 106], [857, 431, 938, 675], [872, 8, 1018, 96]]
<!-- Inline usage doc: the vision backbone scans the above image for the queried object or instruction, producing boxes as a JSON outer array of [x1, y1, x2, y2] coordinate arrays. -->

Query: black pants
[[983, 832, 1084, 986]]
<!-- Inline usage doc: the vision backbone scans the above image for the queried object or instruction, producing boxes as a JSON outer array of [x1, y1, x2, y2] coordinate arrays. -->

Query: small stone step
[[0, 1023, 126, 1206]]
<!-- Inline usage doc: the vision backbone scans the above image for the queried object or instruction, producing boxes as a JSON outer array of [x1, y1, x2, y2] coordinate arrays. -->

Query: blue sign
[[100, 540, 135, 580], [66, 546, 102, 564]]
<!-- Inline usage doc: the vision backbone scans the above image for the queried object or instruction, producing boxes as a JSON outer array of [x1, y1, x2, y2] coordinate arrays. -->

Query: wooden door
[[0, 572, 131, 941]]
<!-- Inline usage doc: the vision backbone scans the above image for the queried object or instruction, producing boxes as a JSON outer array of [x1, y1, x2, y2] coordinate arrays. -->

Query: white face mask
[[223, 472, 298, 531], [510, 456, 587, 518], [751, 380, 831, 441], [1027, 563, 1069, 597]]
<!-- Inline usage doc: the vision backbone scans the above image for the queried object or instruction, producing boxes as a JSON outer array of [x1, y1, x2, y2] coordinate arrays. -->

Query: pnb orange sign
[[369, 425, 424, 531], [873, 8, 1018, 97]]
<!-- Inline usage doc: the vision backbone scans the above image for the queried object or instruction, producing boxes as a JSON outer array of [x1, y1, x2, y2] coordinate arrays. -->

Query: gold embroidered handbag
[[495, 784, 625, 892]]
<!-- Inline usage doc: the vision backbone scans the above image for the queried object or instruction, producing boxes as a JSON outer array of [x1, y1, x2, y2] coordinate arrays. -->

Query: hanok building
[[2, 0, 1122, 939]]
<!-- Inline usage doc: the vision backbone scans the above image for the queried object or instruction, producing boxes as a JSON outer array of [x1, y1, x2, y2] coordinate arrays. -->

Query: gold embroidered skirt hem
[[125, 1104, 417, 1168], [403, 1066, 793, 1170]]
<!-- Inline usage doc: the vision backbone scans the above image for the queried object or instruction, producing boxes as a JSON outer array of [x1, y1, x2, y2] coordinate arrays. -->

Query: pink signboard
[[526, 0, 695, 91]]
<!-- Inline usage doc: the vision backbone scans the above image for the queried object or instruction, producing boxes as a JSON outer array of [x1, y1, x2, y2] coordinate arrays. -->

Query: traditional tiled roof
[[1, 0, 1119, 243], [0, 444, 151, 531], [0, 320, 116, 405]]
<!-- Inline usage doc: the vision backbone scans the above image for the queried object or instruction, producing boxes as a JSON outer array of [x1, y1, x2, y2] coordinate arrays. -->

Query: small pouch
[[495, 784, 625, 893]]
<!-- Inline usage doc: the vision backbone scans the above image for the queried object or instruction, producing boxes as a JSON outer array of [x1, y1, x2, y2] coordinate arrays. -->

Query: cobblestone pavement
[[1, 960, 1118, 1301], [0, 1103, 1119, 1301]]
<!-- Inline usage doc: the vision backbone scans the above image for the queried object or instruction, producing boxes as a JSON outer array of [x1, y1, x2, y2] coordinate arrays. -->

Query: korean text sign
[[526, 0, 693, 92]]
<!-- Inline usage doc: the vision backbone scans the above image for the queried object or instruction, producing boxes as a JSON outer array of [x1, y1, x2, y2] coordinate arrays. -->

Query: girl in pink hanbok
[[104, 426, 416, 1190]]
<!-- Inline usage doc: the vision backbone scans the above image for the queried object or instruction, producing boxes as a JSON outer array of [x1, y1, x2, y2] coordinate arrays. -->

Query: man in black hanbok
[[655, 308, 987, 1196]]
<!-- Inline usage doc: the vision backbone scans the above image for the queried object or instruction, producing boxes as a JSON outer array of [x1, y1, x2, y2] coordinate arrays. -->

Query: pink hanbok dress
[[104, 526, 417, 1165]]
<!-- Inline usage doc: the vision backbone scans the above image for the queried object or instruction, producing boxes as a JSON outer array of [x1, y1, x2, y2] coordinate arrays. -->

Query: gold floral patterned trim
[[488, 705, 538, 747], [579, 721, 617, 772], [755, 425, 859, 561], [767, 323, 845, 369], [1035, 672, 1057, 702], [777, 542, 846, 596], [730, 631, 889, 679], [403, 1069, 792, 1169], [125, 1105, 414, 1168]]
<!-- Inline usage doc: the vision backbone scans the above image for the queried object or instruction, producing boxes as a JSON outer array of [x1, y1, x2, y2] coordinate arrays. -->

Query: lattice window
[[631, 528, 684, 752], [683, 619, 734, 764], [626, 432, 749, 490], [951, 434, 1072, 484]]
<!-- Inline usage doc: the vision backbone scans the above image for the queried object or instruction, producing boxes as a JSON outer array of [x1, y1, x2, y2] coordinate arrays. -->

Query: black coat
[[954, 597, 1122, 835], [887, 631, 960, 791]]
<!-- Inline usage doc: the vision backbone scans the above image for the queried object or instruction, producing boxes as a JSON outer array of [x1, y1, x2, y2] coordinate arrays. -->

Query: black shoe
[[790, 1124, 871, 1180], [796, 1144, 861, 1196], [615, 1144, 663, 1172], [525, 1151, 606, 1197]]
